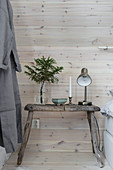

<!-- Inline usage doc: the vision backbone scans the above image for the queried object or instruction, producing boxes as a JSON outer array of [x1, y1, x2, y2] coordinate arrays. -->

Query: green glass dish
[[52, 98, 67, 105]]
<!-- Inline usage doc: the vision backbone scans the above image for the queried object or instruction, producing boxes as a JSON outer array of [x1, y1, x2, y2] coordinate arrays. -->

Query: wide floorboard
[[2, 151, 112, 170]]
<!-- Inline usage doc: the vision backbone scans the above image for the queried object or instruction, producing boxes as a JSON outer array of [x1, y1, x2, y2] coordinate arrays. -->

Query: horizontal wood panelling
[[28, 129, 103, 142], [21, 97, 110, 108], [30, 118, 105, 129], [15, 27, 113, 47], [10, 0, 113, 4], [11, 5, 113, 16], [19, 91, 112, 107], [20, 63, 113, 74], [26, 142, 93, 152], [26, 128, 103, 153], [26, 140, 104, 153], [13, 15, 113, 27], [20, 98, 110, 108], [4, 152, 109, 167], [3, 152, 112, 170], [18, 76, 112, 106], [17, 46, 113, 63], [2, 164, 112, 170], [9, 0, 113, 155]]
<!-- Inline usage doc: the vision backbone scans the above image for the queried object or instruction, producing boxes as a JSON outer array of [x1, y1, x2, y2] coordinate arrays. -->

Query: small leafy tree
[[24, 56, 63, 104]]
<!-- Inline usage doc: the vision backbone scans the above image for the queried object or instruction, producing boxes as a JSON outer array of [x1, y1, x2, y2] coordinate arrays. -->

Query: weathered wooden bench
[[17, 104, 104, 168]]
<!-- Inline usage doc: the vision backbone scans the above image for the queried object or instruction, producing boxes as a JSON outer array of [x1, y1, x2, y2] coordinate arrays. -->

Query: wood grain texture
[[2, 152, 112, 170], [8, 0, 113, 159], [17, 111, 33, 165], [22, 118, 105, 129], [24, 104, 100, 112]]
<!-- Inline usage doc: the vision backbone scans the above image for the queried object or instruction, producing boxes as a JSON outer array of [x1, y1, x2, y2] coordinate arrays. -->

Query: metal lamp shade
[[77, 68, 92, 105], [77, 75, 92, 87], [77, 68, 92, 87]]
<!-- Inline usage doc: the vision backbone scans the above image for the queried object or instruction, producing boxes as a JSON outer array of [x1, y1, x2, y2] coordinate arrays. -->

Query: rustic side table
[[17, 104, 104, 167]]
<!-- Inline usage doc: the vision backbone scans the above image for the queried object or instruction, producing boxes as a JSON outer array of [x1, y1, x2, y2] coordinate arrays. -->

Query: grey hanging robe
[[0, 0, 23, 153]]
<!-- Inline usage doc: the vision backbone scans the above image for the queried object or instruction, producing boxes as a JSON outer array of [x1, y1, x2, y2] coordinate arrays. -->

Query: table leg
[[90, 111, 104, 168], [87, 111, 95, 153], [17, 111, 33, 165]]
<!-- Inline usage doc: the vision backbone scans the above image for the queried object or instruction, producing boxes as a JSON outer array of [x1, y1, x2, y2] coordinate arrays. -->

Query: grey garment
[[0, 0, 23, 153], [0, 53, 23, 153], [0, 120, 4, 147], [0, 0, 21, 72]]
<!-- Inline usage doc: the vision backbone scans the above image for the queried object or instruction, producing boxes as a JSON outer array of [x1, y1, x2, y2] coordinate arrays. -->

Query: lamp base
[[69, 97, 72, 105], [78, 101, 92, 106]]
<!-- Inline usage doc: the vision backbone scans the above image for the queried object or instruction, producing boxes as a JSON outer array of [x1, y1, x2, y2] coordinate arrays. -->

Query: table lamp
[[77, 68, 92, 105]]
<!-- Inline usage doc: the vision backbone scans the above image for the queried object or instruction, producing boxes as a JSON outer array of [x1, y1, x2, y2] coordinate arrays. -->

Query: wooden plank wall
[[10, 0, 113, 153]]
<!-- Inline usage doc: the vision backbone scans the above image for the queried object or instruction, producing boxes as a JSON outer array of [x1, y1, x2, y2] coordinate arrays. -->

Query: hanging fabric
[[0, 0, 23, 153]]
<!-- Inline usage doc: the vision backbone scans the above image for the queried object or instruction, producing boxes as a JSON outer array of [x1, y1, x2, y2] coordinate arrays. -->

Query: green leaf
[[24, 56, 63, 84]]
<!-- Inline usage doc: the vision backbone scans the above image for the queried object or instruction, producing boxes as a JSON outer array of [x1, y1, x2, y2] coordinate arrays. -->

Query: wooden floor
[[2, 151, 112, 170]]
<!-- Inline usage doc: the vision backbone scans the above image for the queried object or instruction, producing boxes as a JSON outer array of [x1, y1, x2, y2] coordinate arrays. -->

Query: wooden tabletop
[[24, 104, 100, 112]]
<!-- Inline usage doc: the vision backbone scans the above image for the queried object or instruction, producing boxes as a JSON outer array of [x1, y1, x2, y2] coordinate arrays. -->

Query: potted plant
[[24, 56, 63, 104]]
